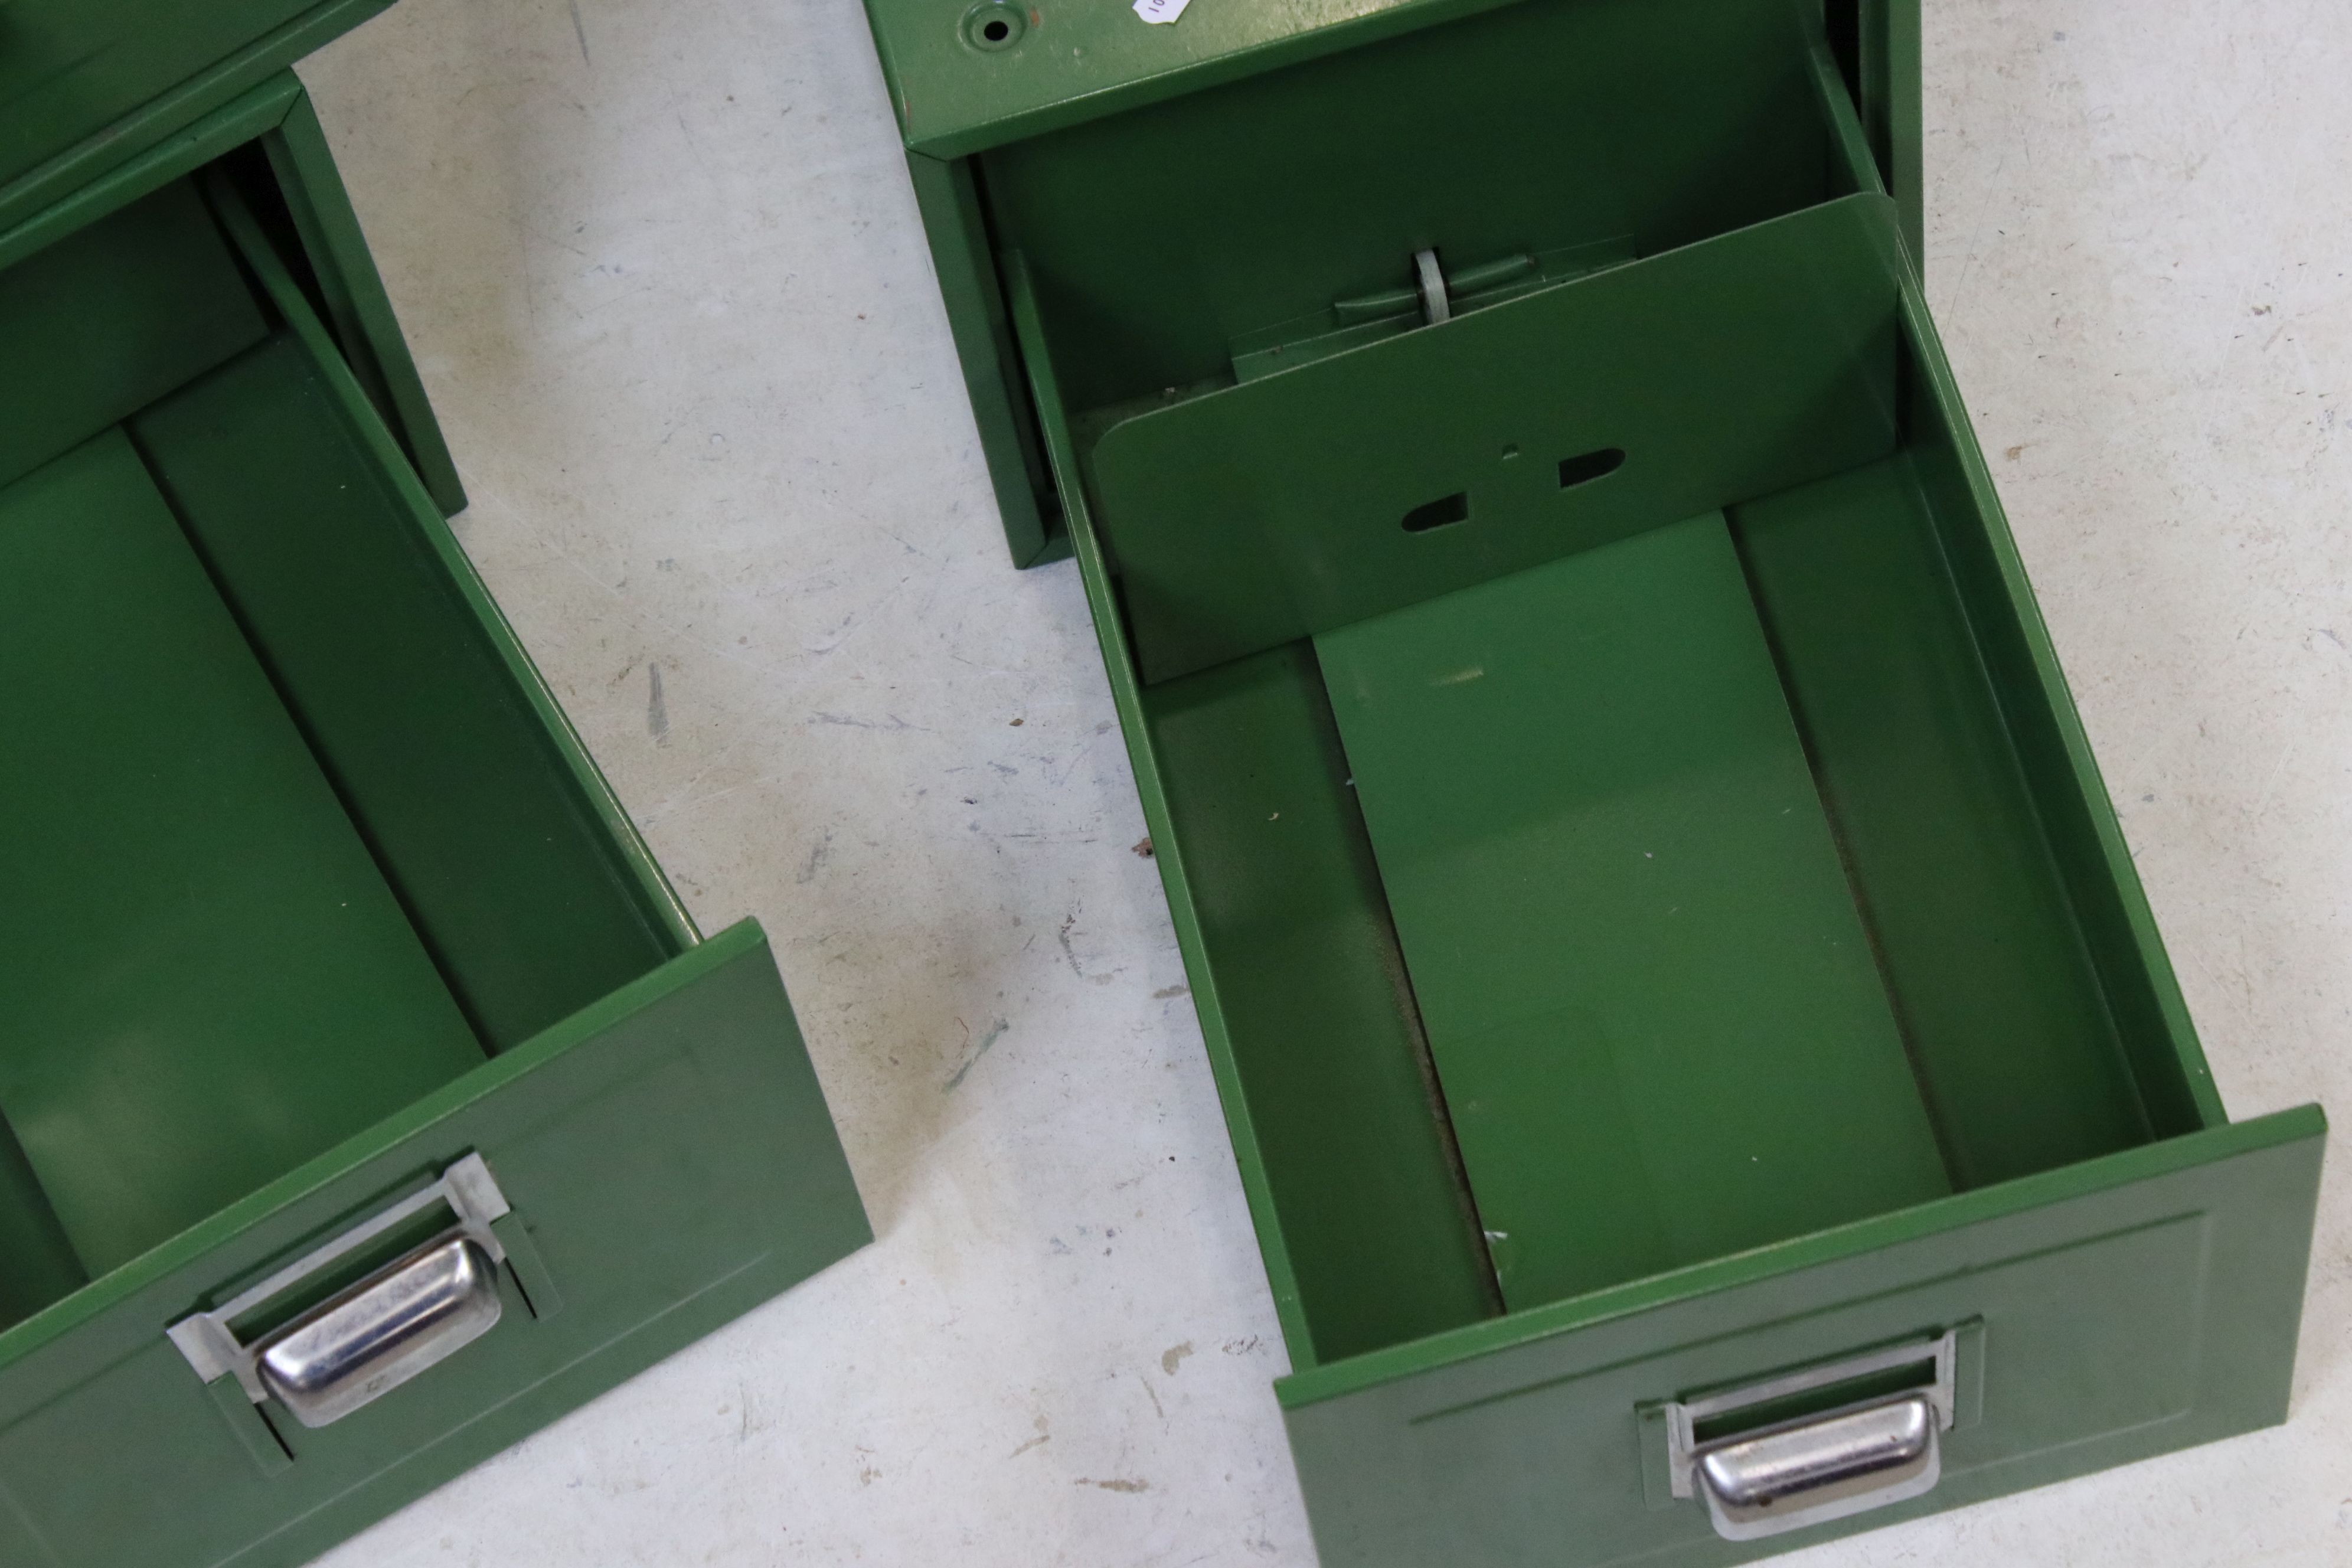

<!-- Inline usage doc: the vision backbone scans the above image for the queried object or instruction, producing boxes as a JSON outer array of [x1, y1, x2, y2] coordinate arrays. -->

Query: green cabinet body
[[864, 0, 2325, 1560], [0, 0, 399, 235], [0, 68, 870, 1568]]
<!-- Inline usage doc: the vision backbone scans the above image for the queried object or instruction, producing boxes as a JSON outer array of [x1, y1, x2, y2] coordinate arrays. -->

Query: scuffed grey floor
[[300, 2, 2348, 1563]]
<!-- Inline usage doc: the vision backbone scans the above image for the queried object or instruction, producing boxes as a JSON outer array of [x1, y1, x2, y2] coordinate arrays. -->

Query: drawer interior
[[0, 172, 687, 1332], [999, 0, 2224, 1370], [1315, 510, 1955, 1314], [1113, 321, 2217, 1364]]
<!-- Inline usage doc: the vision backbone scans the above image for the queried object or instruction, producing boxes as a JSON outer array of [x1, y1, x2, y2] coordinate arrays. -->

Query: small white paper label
[[1133, 0, 1190, 22]]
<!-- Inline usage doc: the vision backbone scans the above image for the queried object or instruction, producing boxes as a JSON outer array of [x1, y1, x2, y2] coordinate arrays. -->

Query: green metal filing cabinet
[[0, 8, 870, 1566], [864, 0, 2328, 1561]]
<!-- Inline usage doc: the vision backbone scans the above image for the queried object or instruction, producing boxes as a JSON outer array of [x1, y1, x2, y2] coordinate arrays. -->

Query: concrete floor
[[299, 1, 2349, 1563]]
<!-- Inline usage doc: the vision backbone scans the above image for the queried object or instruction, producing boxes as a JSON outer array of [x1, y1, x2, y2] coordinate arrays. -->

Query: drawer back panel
[[0, 179, 265, 493], [1084, 194, 1905, 682]]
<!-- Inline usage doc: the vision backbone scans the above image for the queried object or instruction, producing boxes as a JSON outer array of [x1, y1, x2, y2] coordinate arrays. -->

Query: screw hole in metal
[[964, 4, 1026, 50]]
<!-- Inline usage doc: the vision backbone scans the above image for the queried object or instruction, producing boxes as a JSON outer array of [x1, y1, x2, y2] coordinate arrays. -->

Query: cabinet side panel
[[256, 92, 467, 515], [906, 152, 1059, 566]]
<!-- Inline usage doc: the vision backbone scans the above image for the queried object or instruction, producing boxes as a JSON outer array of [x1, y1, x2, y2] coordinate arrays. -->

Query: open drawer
[[875, 0, 2327, 1560], [0, 76, 869, 1568]]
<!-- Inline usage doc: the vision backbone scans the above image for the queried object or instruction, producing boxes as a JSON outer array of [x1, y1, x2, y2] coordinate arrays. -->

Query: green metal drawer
[[866, 0, 2326, 1560], [0, 74, 869, 1568]]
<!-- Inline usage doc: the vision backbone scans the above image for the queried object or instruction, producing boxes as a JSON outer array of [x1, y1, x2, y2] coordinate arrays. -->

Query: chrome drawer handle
[[169, 1154, 514, 1430], [1693, 1393, 1940, 1540], [1658, 1328, 1961, 1541], [254, 1234, 502, 1427]]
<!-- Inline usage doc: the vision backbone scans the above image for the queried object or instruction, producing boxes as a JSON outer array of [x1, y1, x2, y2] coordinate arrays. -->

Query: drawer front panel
[[1279, 1109, 2323, 1568], [0, 922, 868, 1568]]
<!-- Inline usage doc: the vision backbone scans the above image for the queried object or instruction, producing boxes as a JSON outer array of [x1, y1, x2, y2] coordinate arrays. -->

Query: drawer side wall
[[1733, 456, 2160, 1184], [1141, 643, 1501, 1363], [130, 332, 683, 1051], [1893, 295, 2223, 1132], [0, 429, 484, 1283], [0, 924, 870, 1568]]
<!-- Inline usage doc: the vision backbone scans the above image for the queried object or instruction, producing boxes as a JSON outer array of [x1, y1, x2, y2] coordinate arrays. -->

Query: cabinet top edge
[[868, 0, 1529, 158]]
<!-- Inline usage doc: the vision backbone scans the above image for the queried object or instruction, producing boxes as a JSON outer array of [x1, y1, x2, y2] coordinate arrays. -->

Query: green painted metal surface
[[0, 0, 393, 233], [1847, 0, 1925, 268], [1024, 232, 2328, 1547], [1733, 456, 2162, 1184], [0, 431, 485, 1281], [905, 152, 1060, 565], [0, 74, 468, 522], [1318, 514, 1951, 1311], [134, 247, 684, 1050], [0, 178, 264, 491], [884, 1, 1930, 569], [985, 0, 1830, 419], [865, 0, 1498, 158], [1884, 283, 2227, 1139], [0, 84, 870, 1568], [1142, 642, 1499, 1363], [1010, 250, 1326, 1365], [903, 0, 1887, 568], [0, 70, 295, 274], [1279, 1106, 2322, 1566], [1085, 194, 1903, 681], [990, 70, 2321, 1568], [0, 923, 870, 1568], [0, 1118, 83, 1328], [897, 0, 2308, 1552], [254, 90, 468, 515], [868, 0, 1926, 224]]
